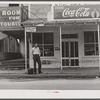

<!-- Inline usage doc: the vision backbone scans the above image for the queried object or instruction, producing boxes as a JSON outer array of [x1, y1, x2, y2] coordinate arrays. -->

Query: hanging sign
[[26, 27, 36, 32], [53, 5, 100, 20]]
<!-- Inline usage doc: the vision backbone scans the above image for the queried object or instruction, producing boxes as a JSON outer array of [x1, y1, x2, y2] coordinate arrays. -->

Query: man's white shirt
[[31, 47, 40, 56]]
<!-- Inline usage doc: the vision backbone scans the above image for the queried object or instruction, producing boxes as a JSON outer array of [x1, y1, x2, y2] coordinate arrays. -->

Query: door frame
[[61, 39, 79, 67]]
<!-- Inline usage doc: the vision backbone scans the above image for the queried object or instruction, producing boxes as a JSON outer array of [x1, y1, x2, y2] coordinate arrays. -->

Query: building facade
[[0, 4, 28, 61], [23, 4, 100, 69], [0, 3, 100, 70]]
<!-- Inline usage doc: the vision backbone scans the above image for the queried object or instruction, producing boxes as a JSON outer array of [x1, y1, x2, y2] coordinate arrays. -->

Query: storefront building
[[0, 4, 28, 61], [23, 4, 100, 70]]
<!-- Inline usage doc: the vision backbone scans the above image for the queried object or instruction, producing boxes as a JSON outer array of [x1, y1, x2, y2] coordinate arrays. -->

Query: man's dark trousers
[[33, 54, 41, 73]]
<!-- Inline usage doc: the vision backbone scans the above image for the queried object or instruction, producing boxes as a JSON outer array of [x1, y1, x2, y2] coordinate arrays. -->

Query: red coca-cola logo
[[62, 7, 90, 17]]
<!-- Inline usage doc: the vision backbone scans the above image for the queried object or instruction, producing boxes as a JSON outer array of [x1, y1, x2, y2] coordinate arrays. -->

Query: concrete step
[[0, 59, 25, 69]]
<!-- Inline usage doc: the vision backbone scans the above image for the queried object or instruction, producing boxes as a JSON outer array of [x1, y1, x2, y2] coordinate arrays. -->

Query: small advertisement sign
[[26, 27, 36, 32], [53, 5, 100, 20]]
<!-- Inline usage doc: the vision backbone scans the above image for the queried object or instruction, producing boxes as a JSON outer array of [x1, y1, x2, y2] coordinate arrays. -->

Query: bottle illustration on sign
[[91, 9, 100, 18]]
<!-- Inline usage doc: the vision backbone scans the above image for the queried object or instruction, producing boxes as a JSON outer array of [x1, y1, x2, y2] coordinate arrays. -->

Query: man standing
[[31, 43, 42, 74]]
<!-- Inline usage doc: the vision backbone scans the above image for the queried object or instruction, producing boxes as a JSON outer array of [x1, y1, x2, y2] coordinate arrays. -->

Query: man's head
[[34, 43, 38, 48]]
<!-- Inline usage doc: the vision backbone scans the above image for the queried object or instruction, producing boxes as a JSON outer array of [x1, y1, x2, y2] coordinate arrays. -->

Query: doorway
[[62, 40, 79, 67]]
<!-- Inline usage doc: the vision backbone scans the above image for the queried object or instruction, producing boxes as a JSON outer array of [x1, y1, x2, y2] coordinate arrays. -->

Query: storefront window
[[84, 31, 99, 56], [33, 33, 42, 44], [44, 33, 53, 44], [62, 34, 78, 39], [32, 33, 54, 56], [44, 45, 54, 56]]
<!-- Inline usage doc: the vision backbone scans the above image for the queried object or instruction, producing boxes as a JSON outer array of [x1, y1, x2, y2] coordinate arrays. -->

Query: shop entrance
[[62, 40, 79, 67]]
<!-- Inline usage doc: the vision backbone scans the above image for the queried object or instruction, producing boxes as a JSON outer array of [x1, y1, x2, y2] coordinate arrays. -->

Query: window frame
[[32, 32, 54, 57], [84, 31, 99, 56]]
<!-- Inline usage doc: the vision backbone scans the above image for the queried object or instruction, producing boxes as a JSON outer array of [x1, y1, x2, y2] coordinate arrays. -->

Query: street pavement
[[0, 67, 99, 90], [0, 78, 100, 90], [0, 67, 99, 79]]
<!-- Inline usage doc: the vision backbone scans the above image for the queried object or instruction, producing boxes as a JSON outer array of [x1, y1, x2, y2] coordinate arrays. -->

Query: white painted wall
[[27, 24, 99, 68], [20, 38, 25, 58], [28, 26, 61, 68], [61, 24, 99, 68]]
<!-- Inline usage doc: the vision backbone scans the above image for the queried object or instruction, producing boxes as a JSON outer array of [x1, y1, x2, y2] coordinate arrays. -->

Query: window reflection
[[84, 31, 99, 56], [32, 33, 54, 57]]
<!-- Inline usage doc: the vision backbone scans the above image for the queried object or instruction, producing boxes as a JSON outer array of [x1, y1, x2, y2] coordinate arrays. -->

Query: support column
[[25, 28, 28, 73], [29, 33, 33, 68], [8, 36, 10, 53], [60, 26, 62, 71], [97, 24, 100, 71]]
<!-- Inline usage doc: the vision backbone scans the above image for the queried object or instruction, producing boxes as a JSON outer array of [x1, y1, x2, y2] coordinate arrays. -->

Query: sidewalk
[[0, 67, 99, 79]]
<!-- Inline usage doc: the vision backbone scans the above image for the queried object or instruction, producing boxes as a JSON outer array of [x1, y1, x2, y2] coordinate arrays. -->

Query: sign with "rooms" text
[[0, 6, 21, 28]]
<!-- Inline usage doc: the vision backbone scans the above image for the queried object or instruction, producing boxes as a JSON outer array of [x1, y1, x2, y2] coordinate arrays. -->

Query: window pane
[[75, 59, 79, 66], [62, 42, 64, 57], [71, 59, 74, 66], [75, 42, 78, 57], [69, 34, 78, 38], [44, 45, 54, 56], [62, 34, 78, 39], [62, 59, 66, 66], [44, 33, 53, 44], [38, 45, 43, 56], [62, 34, 69, 39], [84, 31, 94, 43], [95, 31, 98, 43], [32, 33, 42, 44], [70, 42, 74, 57], [66, 59, 69, 66], [65, 42, 69, 57], [96, 44, 99, 55], [84, 44, 95, 55]]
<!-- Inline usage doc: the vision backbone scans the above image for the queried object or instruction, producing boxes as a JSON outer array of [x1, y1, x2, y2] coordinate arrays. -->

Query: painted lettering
[[2, 10, 20, 16], [9, 16, 20, 20], [0, 22, 20, 27], [62, 7, 90, 17]]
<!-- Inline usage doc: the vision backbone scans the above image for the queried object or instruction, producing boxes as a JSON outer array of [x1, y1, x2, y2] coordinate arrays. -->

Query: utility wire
[[21, 4, 47, 23]]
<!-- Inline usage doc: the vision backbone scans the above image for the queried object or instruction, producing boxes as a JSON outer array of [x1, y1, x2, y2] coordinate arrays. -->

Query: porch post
[[97, 23, 100, 71], [8, 36, 10, 53], [60, 26, 62, 71], [25, 28, 28, 73]]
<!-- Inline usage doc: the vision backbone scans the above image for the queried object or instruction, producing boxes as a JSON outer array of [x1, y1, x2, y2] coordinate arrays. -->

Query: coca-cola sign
[[62, 7, 90, 17], [53, 5, 100, 20]]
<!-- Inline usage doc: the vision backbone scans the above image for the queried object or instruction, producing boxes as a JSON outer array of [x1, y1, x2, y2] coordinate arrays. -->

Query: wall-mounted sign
[[0, 7, 21, 27], [55, 47, 60, 50], [26, 27, 36, 32], [53, 5, 100, 20]]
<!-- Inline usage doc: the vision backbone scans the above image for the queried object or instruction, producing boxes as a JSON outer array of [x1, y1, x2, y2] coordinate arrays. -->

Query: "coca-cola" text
[[62, 7, 90, 17]]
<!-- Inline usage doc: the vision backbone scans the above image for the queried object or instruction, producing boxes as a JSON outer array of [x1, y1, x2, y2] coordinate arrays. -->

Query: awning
[[3, 30, 24, 39], [22, 18, 100, 27], [0, 32, 7, 40], [22, 18, 47, 27], [0, 26, 24, 39], [0, 26, 24, 31]]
